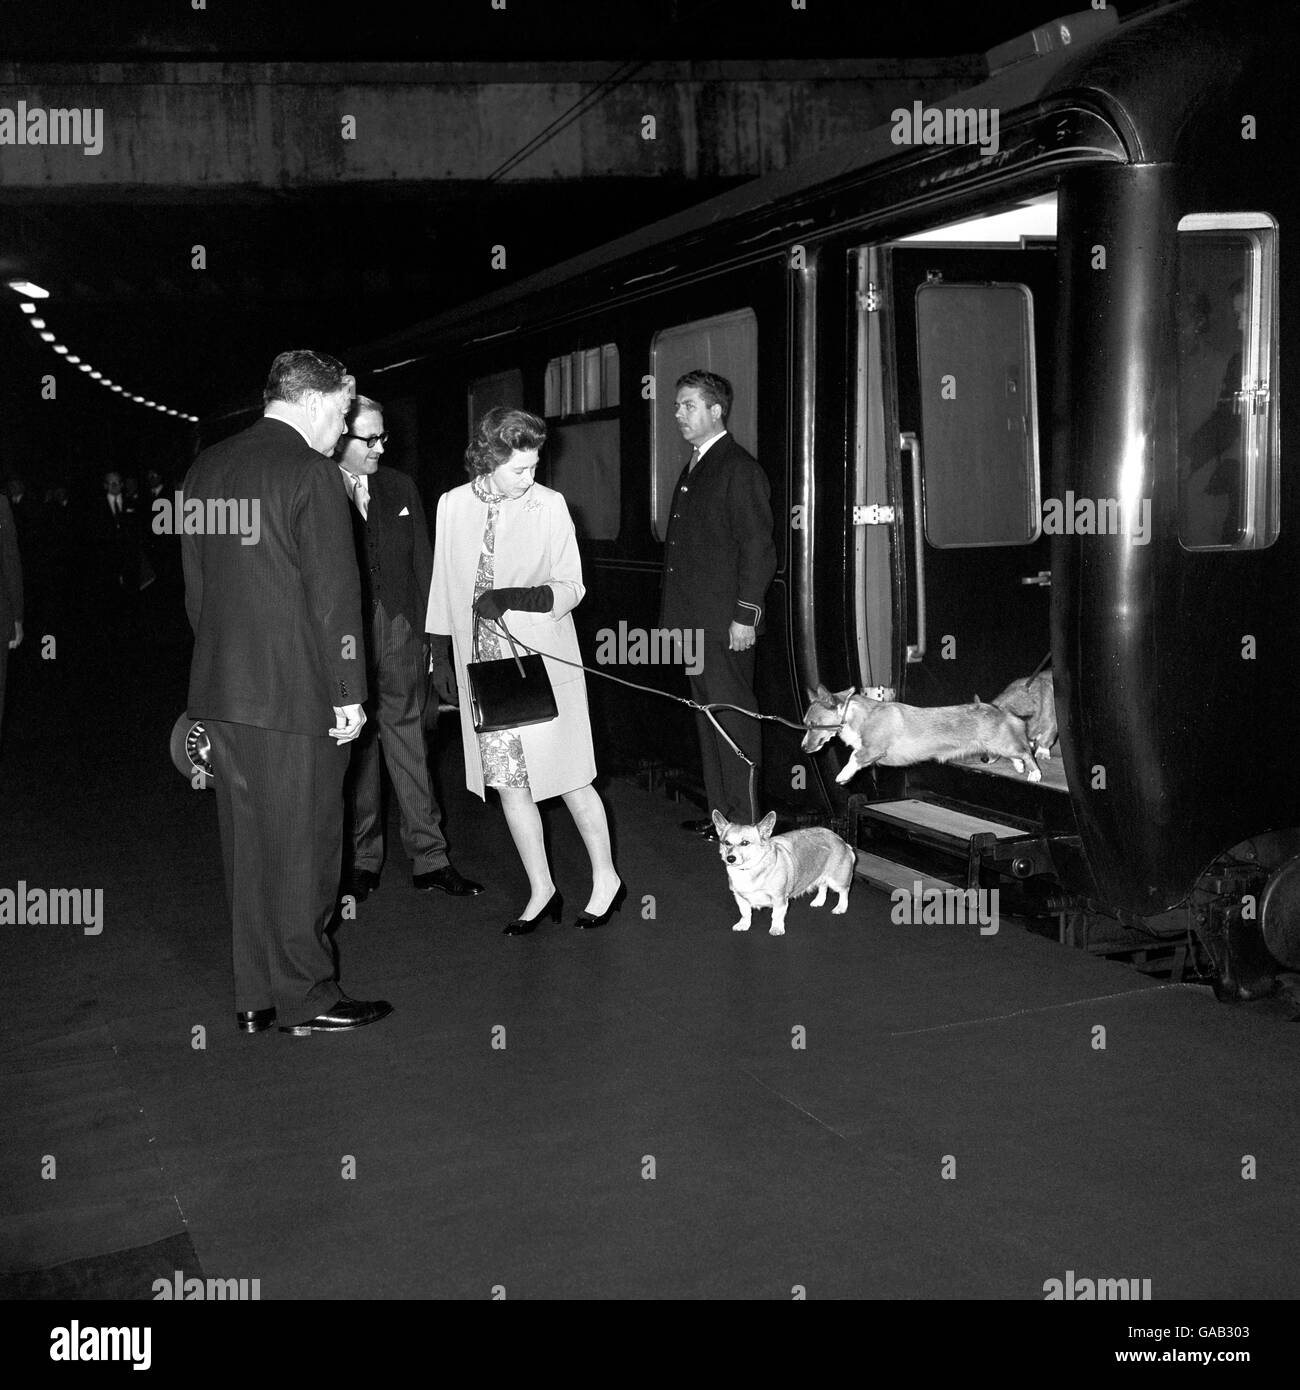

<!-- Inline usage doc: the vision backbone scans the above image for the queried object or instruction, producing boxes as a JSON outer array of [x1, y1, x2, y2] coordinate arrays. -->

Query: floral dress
[[471, 474, 529, 789]]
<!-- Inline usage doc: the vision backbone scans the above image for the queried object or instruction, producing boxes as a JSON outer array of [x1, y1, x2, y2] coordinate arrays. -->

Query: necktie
[[348, 472, 369, 520], [111, 495, 120, 515], [688, 448, 701, 472]]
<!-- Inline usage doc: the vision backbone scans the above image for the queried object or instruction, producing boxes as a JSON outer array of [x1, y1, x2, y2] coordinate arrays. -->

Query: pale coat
[[426, 480, 596, 803]]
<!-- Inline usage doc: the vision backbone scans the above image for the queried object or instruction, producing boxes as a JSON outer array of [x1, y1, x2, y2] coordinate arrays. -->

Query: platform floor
[[3, 625, 1299, 1301]]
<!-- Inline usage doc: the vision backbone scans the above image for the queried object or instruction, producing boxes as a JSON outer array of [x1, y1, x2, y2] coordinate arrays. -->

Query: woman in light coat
[[426, 407, 624, 933]]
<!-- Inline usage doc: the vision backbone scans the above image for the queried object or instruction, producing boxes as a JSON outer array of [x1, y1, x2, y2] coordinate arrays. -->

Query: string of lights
[[7, 279, 199, 423]]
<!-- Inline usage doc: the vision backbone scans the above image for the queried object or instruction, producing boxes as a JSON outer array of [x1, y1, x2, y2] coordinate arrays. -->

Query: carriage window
[[914, 282, 1040, 547], [650, 309, 758, 541], [543, 344, 621, 540], [545, 344, 619, 417], [1176, 214, 1279, 550], [467, 368, 524, 439]]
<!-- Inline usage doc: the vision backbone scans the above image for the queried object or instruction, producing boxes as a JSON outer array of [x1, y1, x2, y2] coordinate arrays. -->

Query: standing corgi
[[712, 810, 854, 935]]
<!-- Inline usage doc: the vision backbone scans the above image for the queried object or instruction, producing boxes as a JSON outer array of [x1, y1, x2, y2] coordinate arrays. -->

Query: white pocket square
[[398, 506, 410, 516]]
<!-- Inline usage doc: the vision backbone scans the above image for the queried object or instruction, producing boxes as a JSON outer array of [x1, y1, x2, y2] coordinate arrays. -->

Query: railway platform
[[3, 630, 1299, 1302]]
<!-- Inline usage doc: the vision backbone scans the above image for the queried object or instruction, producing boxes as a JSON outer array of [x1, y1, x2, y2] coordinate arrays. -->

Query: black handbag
[[466, 614, 558, 734]]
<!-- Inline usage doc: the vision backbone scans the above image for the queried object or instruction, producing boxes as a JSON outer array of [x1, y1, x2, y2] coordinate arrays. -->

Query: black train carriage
[[331, 0, 1293, 997]]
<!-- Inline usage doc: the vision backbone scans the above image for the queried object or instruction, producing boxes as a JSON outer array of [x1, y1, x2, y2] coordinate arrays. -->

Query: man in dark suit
[[335, 395, 483, 902], [86, 470, 143, 642], [660, 369, 776, 836], [183, 350, 392, 1037], [0, 492, 23, 748]]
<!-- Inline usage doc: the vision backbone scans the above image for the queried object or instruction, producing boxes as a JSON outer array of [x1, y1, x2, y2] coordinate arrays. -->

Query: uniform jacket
[[0, 495, 22, 641], [426, 480, 596, 803], [659, 431, 777, 638], [183, 416, 367, 735], [344, 465, 434, 635]]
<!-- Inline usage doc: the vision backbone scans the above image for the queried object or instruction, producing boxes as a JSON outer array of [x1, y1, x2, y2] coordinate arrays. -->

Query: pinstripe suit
[[183, 417, 367, 1020]]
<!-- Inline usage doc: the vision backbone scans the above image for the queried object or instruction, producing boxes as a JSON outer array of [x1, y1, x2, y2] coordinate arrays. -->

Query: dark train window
[[1176, 214, 1279, 551], [650, 309, 758, 542], [467, 368, 524, 438], [915, 282, 1040, 547], [543, 345, 621, 540]]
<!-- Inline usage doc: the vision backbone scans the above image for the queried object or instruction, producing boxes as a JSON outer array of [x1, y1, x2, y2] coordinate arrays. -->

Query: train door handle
[[1020, 570, 1052, 587], [900, 430, 926, 663]]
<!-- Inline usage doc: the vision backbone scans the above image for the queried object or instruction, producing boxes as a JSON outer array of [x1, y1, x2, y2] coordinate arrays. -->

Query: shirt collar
[[694, 429, 727, 462]]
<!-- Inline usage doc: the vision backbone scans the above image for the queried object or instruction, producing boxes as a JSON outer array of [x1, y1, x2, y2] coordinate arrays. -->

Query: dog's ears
[[711, 809, 729, 834], [758, 811, 778, 838], [812, 683, 834, 702], [834, 687, 855, 702]]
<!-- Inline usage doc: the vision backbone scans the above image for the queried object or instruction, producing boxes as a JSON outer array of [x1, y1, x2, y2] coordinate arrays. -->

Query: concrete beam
[[0, 58, 981, 193]]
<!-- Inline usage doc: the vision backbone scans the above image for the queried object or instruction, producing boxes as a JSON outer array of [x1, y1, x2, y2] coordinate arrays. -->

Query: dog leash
[[475, 616, 811, 823]]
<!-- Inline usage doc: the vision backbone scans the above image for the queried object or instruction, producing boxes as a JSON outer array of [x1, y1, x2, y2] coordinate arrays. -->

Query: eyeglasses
[[343, 432, 388, 448]]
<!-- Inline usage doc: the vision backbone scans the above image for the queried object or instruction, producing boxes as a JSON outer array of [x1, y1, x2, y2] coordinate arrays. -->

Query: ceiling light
[[39, 331, 54, 342], [29, 318, 45, 329], [132, 395, 144, 402], [7, 279, 49, 298], [18, 303, 35, 315], [52, 345, 68, 354], [90, 371, 103, 380], [79, 363, 93, 372], [66, 355, 80, 364]]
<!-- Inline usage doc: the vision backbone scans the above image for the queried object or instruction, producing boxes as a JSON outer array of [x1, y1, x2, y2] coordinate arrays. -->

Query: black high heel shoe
[[575, 881, 626, 929], [503, 890, 562, 936]]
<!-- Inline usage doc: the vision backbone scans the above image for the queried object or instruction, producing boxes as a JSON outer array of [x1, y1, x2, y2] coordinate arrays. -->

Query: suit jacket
[[86, 493, 142, 590], [343, 466, 433, 637], [426, 481, 595, 802], [184, 416, 367, 735], [0, 495, 22, 641], [659, 431, 777, 639]]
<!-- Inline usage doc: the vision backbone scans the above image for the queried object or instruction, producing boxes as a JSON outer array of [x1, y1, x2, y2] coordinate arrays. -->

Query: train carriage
[[207, 0, 1294, 997]]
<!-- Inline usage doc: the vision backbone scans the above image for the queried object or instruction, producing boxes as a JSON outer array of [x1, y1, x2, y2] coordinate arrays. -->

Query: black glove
[[426, 634, 458, 705], [472, 586, 554, 623]]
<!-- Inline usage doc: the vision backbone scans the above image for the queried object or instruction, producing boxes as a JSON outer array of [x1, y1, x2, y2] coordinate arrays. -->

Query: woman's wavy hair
[[465, 407, 547, 477]]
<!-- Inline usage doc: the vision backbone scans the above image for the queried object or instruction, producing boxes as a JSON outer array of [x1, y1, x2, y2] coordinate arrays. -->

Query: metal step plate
[[858, 798, 1027, 843], [854, 849, 954, 897]]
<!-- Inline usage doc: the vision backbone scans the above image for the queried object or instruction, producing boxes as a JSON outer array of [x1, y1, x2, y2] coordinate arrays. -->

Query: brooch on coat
[[521, 494, 544, 514]]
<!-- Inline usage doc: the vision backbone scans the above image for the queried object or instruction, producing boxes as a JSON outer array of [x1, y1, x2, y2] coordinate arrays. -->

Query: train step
[[847, 794, 1061, 890], [853, 849, 955, 898]]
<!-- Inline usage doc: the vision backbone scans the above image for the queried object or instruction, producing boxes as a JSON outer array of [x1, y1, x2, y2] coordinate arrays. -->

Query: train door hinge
[[856, 282, 881, 313], [852, 503, 895, 525]]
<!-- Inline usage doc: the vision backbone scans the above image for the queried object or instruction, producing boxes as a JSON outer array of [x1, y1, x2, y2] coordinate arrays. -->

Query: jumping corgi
[[711, 810, 855, 936], [991, 670, 1058, 759], [800, 685, 1041, 783]]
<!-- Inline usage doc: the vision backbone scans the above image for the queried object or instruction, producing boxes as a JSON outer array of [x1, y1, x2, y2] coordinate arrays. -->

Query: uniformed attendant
[[660, 369, 776, 836]]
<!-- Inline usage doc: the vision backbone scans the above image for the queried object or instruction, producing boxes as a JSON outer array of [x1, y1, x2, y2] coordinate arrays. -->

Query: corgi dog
[[712, 809, 854, 936], [990, 670, 1058, 759], [801, 684, 1041, 783]]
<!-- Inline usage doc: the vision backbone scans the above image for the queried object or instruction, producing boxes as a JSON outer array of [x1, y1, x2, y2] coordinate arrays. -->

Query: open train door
[[889, 244, 1055, 718]]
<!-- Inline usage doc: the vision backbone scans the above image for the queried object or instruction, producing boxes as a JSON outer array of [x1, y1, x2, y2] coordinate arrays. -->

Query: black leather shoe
[[347, 869, 380, 903], [681, 819, 719, 842], [413, 864, 485, 897], [575, 881, 627, 929], [279, 996, 393, 1036], [504, 891, 562, 935], [236, 1008, 276, 1034]]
